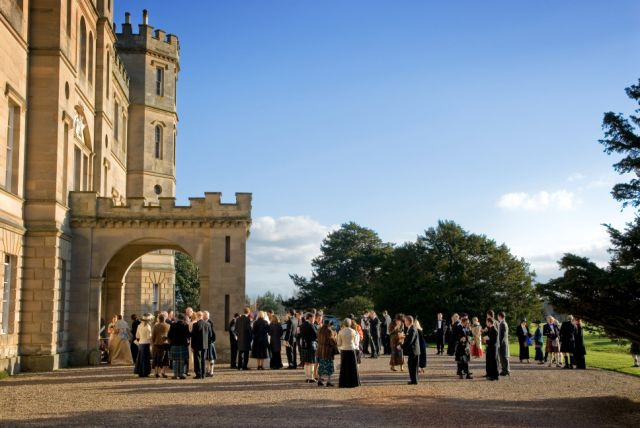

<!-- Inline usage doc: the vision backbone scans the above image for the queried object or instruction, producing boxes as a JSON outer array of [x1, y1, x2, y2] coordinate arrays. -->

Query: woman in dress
[[573, 318, 586, 370], [337, 318, 361, 388], [484, 317, 499, 381], [108, 315, 134, 365], [151, 313, 170, 378], [203, 311, 217, 376], [299, 312, 318, 383], [134, 313, 153, 377], [470, 317, 484, 358], [533, 320, 544, 364], [316, 320, 338, 387], [251, 311, 270, 370], [389, 319, 405, 371], [269, 314, 284, 370], [516, 319, 531, 363], [415, 320, 427, 374]]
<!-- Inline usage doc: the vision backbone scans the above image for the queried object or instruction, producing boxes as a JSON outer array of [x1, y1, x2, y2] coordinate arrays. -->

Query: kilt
[[301, 347, 317, 364], [206, 343, 217, 361], [170, 345, 188, 365], [152, 344, 169, 368]]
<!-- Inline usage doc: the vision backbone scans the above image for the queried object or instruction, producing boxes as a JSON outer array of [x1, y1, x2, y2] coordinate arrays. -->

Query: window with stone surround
[[152, 283, 159, 312], [4, 102, 20, 193], [88, 32, 94, 84], [156, 67, 164, 96], [66, 0, 72, 36], [225, 236, 231, 263], [154, 125, 162, 159], [79, 17, 87, 77], [1, 254, 14, 335], [113, 99, 119, 141]]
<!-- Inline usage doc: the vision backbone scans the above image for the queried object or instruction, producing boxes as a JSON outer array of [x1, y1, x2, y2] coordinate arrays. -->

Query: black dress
[[560, 321, 576, 354], [269, 323, 284, 369], [516, 325, 530, 361], [339, 349, 361, 388], [251, 319, 270, 359], [485, 326, 499, 380], [418, 329, 427, 369], [446, 324, 456, 356], [573, 325, 586, 369]]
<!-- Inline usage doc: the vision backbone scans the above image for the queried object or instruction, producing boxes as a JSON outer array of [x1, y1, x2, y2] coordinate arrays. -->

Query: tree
[[376, 221, 541, 327], [286, 222, 393, 309], [174, 252, 199, 313], [256, 291, 285, 315], [539, 79, 640, 343], [331, 295, 374, 319]]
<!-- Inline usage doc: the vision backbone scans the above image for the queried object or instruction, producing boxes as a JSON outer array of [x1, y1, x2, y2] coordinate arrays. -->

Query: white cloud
[[246, 216, 338, 297], [497, 190, 576, 211], [566, 173, 586, 182]]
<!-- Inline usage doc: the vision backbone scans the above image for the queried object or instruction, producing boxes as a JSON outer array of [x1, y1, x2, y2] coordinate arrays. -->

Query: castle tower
[[116, 9, 179, 202], [114, 11, 179, 317]]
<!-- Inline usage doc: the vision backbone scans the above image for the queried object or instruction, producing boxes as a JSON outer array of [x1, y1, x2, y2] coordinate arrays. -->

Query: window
[[88, 32, 94, 84], [152, 283, 159, 312], [79, 17, 87, 76], [73, 146, 81, 191], [63, 123, 69, 198], [57, 259, 67, 339], [1, 255, 14, 334], [155, 67, 164, 96], [4, 103, 19, 193], [105, 53, 110, 96], [224, 294, 230, 331], [225, 236, 231, 263], [103, 164, 108, 196], [66, 0, 72, 36], [113, 100, 119, 141], [82, 154, 88, 191], [154, 126, 162, 159], [122, 114, 127, 152]]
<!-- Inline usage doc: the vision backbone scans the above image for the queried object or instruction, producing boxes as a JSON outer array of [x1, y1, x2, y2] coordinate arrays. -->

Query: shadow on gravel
[[2, 394, 638, 427]]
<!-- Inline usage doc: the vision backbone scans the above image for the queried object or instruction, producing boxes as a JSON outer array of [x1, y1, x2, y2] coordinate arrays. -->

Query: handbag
[[526, 336, 533, 346]]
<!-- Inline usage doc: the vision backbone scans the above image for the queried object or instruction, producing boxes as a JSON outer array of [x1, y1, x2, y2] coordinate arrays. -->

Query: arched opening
[[98, 239, 202, 364]]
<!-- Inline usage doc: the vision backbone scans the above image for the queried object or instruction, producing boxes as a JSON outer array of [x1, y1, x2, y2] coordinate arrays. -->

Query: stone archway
[[65, 191, 251, 366]]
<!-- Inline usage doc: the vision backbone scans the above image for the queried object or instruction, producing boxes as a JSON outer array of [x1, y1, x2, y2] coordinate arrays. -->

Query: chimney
[[125, 12, 130, 24], [142, 9, 148, 25]]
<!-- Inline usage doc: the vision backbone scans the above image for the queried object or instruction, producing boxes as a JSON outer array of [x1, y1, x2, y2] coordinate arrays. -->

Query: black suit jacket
[[402, 325, 421, 357], [235, 315, 253, 351], [435, 319, 447, 337], [190, 319, 212, 350]]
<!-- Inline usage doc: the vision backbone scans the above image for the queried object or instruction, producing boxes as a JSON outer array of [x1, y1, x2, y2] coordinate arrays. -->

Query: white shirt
[[337, 327, 358, 351], [136, 322, 152, 345]]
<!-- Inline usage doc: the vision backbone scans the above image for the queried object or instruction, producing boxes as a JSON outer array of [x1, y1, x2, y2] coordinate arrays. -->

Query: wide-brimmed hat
[[142, 313, 154, 322]]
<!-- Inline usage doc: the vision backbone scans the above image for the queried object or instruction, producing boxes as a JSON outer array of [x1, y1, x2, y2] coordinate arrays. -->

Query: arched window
[[154, 126, 162, 159], [105, 51, 110, 96], [79, 17, 87, 76], [88, 32, 94, 84]]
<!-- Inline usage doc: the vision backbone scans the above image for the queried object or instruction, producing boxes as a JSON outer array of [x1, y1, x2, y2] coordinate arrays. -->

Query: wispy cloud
[[497, 190, 576, 211]]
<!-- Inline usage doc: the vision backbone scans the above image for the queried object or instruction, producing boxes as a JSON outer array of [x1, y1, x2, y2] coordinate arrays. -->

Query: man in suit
[[228, 313, 239, 369], [497, 311, 511, 376], [382, 310, 392, 354], [190, 311, 212, 379], [434, 313, 447, 355], [284, 309, 298, 369], [235, 307, 253, 370], [368, 311, 381, 358], [402, 315, 421, 385]]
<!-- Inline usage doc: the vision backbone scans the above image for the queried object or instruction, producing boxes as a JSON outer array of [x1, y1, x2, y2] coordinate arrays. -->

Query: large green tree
[[539, 79, 640, 343], [286, 222, 393, 309], [376, 221, 540, 326], [256, 291, 285, 315], [175, 252, 200, 313]]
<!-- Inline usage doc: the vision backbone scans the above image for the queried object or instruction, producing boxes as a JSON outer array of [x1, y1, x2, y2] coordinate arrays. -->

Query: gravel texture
[[1, 349, 639, 427]]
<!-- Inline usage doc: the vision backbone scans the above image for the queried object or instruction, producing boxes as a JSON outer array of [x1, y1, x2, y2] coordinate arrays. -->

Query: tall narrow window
[[1, 255, 13, 334], [225, 236, 231, 263], [88, 32, 94, 84], [173, 132, 176, 164], [122, 114, 127, 152], [66, 0, 72, 36], [105, 53, 110, 96], [57, 259, 67, 339], [155, 67, 164, 96], [103, 164, 108, 196], [73, 147, 81, 191], [63, 123, 69, 199], [82, 154, 88, 191], [224, 294, 230, 331], [4, 103, 17, 192], [113, 100, 119, 141], [79, 17, 87, 76], [152, 283, 159, 312], [154, 126, 162, 159]]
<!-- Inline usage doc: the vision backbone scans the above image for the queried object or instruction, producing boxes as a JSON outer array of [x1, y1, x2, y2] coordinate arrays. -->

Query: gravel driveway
[[1, 349, 638, 427]]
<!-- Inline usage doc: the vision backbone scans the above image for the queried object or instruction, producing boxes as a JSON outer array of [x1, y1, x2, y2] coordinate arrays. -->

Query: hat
[[142, 313, 154, 322], [533, 320, 541, 324]]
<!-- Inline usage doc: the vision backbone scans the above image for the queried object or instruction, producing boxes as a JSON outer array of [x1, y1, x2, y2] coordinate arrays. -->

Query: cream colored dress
[[109, 320, 134, 365]]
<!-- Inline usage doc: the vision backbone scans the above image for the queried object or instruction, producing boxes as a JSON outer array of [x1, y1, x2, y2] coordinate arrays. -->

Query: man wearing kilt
[[168, 313, 190, 379]]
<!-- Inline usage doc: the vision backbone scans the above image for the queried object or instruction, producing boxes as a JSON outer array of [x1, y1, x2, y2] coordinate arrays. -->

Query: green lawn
[[508, 332, 640, 378]]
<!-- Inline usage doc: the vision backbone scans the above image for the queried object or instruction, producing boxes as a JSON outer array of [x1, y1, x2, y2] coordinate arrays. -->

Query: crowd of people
[[100, 305, 622, 387], [103, 307, 217, 379]]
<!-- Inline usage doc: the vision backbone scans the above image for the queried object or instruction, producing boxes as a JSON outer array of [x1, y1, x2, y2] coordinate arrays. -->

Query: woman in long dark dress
[[251, 311, 270, 370], [415, 321, 427, 374], [573, 318, 586, 369], [516, 320, 531, 363], [269, 314, 284, 369], [484, 317, 499, 381], [337, 318, 361, 388]]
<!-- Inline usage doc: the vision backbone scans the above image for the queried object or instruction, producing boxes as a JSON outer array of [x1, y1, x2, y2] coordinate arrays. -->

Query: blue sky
[[117, 1, 640, 296]]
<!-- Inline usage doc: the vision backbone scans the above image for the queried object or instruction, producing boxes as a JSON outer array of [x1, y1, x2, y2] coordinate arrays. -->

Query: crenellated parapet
[[69, 192, 252, 229], [112, 51, 130, 95], [115, 10, 179, 64]]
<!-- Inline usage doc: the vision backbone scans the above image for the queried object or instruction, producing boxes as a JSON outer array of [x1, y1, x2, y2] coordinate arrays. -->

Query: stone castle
[[0, 0, 251, 373]]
